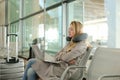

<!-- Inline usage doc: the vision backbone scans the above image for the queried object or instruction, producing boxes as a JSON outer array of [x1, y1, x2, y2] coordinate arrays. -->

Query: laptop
[[32, 45, 60, 63], [44, 53, 60, 63]]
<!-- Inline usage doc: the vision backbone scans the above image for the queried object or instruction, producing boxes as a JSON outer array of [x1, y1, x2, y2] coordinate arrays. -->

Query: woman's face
[[68, 24, 75, 38]]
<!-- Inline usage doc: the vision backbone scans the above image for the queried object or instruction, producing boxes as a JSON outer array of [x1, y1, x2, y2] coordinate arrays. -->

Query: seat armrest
[[98, 74, 120, 80], [60, 65, 86, 80]]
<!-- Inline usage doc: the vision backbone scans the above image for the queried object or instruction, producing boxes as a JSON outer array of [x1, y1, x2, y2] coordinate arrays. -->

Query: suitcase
[[0, 33, 24, 80], [0, 59, 24, 80]]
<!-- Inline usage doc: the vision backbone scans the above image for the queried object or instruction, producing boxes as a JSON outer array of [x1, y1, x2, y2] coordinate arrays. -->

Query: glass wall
[[68, 0, 107, 47], [8, 0, 20, 22], [84, 21, 108, 47], [6, 0, 64, 58], [0, 1, 5, 25], [45, 6, 62, 53], [7, 0, 107, 58], [22, 13, 44, 51], [68, 1, 84, 24], [45, 0, 62, 7], [0, 0, 5, 47], [23, 0, 43, 16], [19, 13, 45, 57]]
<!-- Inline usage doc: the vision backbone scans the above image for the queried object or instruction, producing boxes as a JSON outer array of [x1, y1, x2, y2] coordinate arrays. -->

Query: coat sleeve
[[61, 41, 87, 62]]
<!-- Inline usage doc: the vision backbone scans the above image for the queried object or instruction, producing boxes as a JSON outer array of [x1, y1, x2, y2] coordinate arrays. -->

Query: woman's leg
[[27, 68, 38, 80], [22, 58, 37, 80]]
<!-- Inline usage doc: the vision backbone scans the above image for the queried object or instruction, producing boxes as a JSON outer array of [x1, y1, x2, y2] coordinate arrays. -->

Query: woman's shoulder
[[77, 40, 86, 44], [75, 40, 87, 48]]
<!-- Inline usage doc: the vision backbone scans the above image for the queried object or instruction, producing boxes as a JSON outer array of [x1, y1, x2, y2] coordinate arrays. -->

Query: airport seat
[[61, 47, 120, 80], [84, 47, 120, 80], [60, 47, 93, 80], [98, 74, 120, 80]]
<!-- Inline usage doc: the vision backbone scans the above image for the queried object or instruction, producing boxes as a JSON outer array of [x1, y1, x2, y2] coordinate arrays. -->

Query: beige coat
[[32, 40, 87, 80]]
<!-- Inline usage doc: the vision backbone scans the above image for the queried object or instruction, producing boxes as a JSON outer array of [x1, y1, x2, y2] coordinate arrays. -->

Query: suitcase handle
[[7, 33, 18, 36], [6, 33, 19, 63]]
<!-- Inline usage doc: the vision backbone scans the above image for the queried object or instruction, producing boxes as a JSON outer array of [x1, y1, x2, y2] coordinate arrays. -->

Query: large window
[[6, 0, 107, 58], [68, 0, 107, 47], [84, 20, 108, 47], [45, 0, 62, 7], [8, 0, 20, 22], [0, 1, 5, 47], [23, 0, 43, 16], [68, 1, 84, 24], [45, 6, 62, 53], [22, 13, 44, 51], [0, 1, 5, 25]]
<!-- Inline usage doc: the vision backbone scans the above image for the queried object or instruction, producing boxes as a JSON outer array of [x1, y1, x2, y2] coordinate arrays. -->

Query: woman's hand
[[68, 59, 76, 65]]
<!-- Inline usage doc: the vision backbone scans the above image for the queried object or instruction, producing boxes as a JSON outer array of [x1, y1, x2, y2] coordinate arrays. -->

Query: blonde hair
[[70, 21, 83, 37], [66, 21, 83, 52]]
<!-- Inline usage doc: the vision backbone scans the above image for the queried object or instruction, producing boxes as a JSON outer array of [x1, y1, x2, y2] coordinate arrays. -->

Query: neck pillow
[[66, 33, 88, 42]]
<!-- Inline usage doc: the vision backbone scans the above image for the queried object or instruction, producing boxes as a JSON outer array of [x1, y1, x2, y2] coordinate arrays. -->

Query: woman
[[22, 21, 88, 80]]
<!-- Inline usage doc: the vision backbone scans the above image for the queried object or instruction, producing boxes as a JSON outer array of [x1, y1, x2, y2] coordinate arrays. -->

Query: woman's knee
[[27, 58, 36, 65], [27, 68, 37, 78]]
